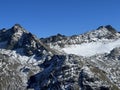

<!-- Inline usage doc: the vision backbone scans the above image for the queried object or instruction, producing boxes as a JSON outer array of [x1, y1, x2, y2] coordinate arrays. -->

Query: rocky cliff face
[[0, 24, 120, 90]]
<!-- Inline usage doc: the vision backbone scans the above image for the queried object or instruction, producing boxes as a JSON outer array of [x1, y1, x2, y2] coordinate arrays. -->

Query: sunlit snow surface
[[62, 39, 120, 56]]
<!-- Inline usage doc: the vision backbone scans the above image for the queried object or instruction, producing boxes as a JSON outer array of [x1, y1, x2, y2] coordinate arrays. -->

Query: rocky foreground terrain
[[0, 24, 120, 90]]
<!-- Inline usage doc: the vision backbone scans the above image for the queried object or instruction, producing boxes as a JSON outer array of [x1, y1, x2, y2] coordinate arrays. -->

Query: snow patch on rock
[[62, 39, 120, 56]]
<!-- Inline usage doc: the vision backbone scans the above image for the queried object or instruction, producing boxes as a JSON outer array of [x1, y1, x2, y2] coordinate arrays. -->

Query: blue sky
[[0, 0, 120, 38]]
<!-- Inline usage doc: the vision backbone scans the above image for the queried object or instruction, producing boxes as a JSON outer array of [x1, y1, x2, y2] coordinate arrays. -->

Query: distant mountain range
[[0, 24, 120, 90]]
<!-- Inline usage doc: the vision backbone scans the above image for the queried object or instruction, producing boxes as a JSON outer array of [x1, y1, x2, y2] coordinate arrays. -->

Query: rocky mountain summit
[[0, 24, 120, 90]]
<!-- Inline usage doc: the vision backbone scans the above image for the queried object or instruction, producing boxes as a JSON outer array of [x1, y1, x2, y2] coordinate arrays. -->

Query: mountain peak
[[105, 25, 117, 33], [13, 23, 22, 28], [11, 24, 27, 33], [97, 25, 117, 34], [0, 24, 53, 56]]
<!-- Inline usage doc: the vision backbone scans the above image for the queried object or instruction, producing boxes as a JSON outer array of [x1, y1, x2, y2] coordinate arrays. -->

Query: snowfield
[[62, 39, 120, 56]]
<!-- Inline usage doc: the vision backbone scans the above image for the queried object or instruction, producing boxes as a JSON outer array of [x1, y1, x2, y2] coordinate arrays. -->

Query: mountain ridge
[[0, 24, 120, 90]]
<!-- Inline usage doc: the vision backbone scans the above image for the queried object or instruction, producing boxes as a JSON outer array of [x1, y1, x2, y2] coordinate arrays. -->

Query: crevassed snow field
[[62, 39, 120, 56]]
